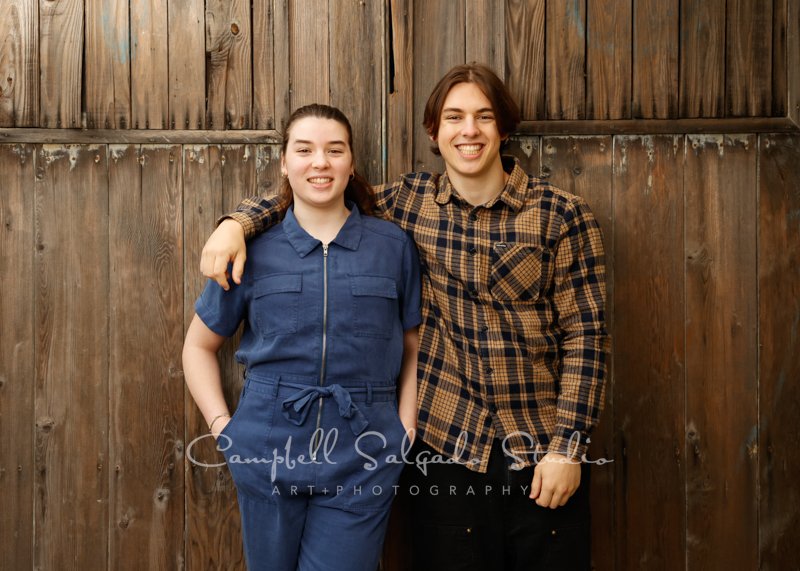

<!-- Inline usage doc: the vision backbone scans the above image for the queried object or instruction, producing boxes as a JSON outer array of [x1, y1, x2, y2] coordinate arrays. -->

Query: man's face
[[432, 82, 504, 181]]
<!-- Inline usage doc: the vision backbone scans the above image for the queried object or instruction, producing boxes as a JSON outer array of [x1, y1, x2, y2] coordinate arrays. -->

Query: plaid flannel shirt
[[228, 156, 609, 472]]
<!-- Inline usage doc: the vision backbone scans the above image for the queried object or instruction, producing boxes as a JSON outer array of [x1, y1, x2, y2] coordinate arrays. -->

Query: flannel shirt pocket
[[489, 243, 549, 302]]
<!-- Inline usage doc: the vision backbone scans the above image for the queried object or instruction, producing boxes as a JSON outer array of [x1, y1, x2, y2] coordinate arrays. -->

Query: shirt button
[[480, 325, 489, 333], [469, 289, 478, 298], [485, 366, 493, 375], [489, 403, 498, 413], [468, 246, 477, 255], [469, 213, 478, 222]]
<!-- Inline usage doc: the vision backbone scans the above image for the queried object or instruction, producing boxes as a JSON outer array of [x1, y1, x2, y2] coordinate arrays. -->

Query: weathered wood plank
[[684, 134, 758, 569], [253, 0, 276, 129], [0, 144, 34, 570], [466, 0, 504, 79], [784, 0, 799, 125], [206, 0, 253, 129], [412, 0, 464, 172], [33, 144, 109, 568], [505, 0, 545, 120], [108, 145, 184, 569], [130, 0, 169, 128], [290, 0, 330, 108], [387, 0, 414, 181], [727, 0, 773, 117], [255, 144, 284, 199], [772, 0, 788, 117], [39, 0, 83, 128], [545, 0, 586, 119], [272, 0, 291, 129], [0, 0, 38, 126], [505, 135, 541, 176], [679, 0, 726, 118], [169, 0, 205, 129], [632, 0, 679, 118], [85, 0, 131, 129], [586, 0, 631, 120], [542, 136, 614, 571], [613, 135, 685, 569], [758, 133, 800, 570], [330, 0, 384, 184], [183, 145, 253, 570]]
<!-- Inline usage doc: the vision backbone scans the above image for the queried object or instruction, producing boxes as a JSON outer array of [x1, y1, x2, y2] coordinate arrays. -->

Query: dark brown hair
[[277, 103, 377, 216], [422, 62, 521, 156]]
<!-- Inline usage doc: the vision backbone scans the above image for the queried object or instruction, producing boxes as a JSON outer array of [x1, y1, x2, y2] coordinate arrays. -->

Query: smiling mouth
[[308, 177, 334, 184], [456, 144, 483, 156]]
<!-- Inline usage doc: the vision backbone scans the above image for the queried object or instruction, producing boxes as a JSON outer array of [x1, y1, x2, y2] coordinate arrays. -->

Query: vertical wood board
[[0, 0, 38, 126], [586, 0, 632, 119], [504, 0, 545, 120], [545, 0, 586, 119], [169, 0, 205, 129], [613, 135, 686, 569], [85, 0, 132, 129], [684, 134, 758, 569], [39, 0, 83, 127], [130, 0, 169, 128], [679, 0, 726, 118], [0, 144, 35, 570], [632, 0, 679, 118], [33, 144, 109, 568], [108, 145, 185, 569]]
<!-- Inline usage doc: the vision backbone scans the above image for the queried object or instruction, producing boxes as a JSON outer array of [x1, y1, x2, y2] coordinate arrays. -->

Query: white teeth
[[308, 177, 333, 184], [457, 144, 482, 154]]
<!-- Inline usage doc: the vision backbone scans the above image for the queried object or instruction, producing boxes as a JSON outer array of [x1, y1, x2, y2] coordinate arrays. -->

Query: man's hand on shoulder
[[200, 219, 247, 290], [529, 452, 581, 509]]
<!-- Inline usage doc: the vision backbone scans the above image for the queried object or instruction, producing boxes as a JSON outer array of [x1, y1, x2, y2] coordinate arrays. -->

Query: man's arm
[[201, 181, 403, 289], [530, 196, 609, 508]]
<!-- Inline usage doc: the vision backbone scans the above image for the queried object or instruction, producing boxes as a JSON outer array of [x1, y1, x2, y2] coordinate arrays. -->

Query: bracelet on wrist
[[208, 414, 231, 433]]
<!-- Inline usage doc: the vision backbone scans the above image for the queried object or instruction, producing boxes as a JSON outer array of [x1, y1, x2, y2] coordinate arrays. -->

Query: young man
[[201, 63, 608, 570]]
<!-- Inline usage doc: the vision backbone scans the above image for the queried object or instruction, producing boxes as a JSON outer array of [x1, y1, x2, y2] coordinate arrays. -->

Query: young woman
[[183, 104, 421, 571]]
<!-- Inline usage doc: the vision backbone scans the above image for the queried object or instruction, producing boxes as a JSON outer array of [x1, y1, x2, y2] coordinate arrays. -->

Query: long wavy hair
[[277, 104, 377, 217]]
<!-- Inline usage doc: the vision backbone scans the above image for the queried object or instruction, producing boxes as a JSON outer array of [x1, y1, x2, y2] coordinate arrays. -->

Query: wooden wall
[[1, 1, 799, 570]]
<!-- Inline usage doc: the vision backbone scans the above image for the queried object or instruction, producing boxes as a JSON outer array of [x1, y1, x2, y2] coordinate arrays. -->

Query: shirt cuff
[[547, 428, 590, 460], [217, 211, 257, 240]]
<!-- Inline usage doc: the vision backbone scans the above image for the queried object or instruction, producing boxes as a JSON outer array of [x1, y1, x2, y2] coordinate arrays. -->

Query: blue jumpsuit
[[195, 205, 422, 571]]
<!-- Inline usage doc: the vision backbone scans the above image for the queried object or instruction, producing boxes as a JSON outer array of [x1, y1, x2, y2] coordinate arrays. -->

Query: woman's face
[[281, 117, 354, 212]]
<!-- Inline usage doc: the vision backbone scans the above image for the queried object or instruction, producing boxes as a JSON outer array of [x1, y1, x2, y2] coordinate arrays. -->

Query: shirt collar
[[434, 155, 527, 212], [282, 202, 363, 257]]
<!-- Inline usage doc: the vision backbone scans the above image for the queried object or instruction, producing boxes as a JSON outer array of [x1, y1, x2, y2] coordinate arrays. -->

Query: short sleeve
[[194, 275, 249, 337], [399, 234, 422, 330]]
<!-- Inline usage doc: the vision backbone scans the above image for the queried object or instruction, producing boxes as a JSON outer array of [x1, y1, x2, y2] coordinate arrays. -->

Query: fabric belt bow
[[281, 384, 370, 435]]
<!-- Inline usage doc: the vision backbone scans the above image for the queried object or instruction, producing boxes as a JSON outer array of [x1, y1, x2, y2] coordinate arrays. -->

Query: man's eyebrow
[[441, 107, 495, 114]]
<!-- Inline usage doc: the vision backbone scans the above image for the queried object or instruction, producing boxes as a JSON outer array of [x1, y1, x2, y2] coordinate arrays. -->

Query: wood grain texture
[[255, 143, 283, 198], [387, 0, 414, 181], [727, 0, 773, 117], [0, 0, 38, 126], [169, 0, 205, 129], [33, 144, 109, 568], [412, 0, 464, 172], [684, 135, 758, 569], [108, 145, 184, 569], [330, 0, 384, 184], [772, 0, 788, 116], [0, 144, 34, 570], [183, 145, 253, 570], [613, 135, 685, 570], [586, 0, 631, 120], [504, 135, 541, 175], [466, 0, 504, 78], [541, 136, 614, 571], [85, 0, 131, 129], [39, 0, 83, 127], [758, 133, 800, 570], [130, 0, 169, 128], [206, 0, 253, 129], [505, 0, 545, 120], [632, 0, 679, 118], [546, 0, 586, 119], [272, 0, 291, 130], [253, 0, 276, 129], [679, 0, 726, 118], [290, 0, 330, 108], [786, 0, 799, 125]]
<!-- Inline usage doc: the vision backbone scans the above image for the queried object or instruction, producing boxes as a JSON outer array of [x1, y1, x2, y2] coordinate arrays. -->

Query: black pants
[[402, 439, 591, 571]]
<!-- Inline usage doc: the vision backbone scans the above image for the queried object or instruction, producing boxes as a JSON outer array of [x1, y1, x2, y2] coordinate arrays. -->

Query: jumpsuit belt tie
[[281, 384, 370, 435]]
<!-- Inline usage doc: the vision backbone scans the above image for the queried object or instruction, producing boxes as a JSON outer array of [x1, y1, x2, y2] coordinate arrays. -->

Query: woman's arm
[[182, 313, 232, 438], [397, 327, 419, 441]]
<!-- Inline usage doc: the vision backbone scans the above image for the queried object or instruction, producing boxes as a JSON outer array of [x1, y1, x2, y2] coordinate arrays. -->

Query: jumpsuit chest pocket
[[253, 273, 302, 337], [350, 275, 398, 339], [489, 243, 550, 302]]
